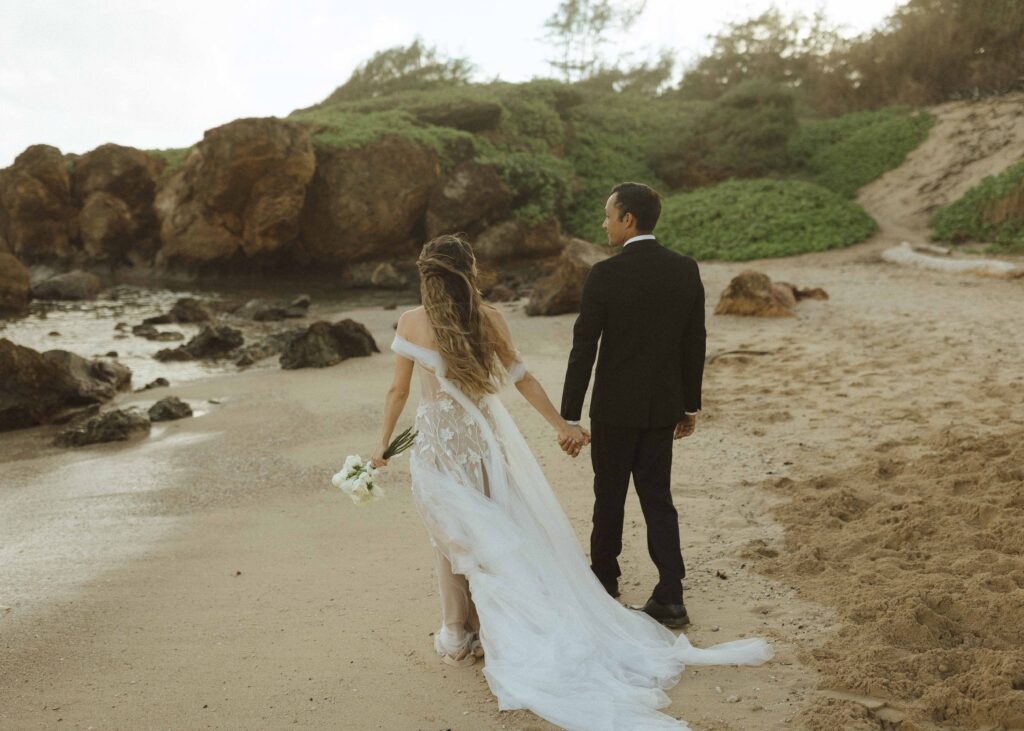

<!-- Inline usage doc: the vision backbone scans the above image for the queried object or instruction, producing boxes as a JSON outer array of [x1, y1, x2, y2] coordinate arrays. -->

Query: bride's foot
[[470, 633, 484, 659], [434, 632, 477, 667]]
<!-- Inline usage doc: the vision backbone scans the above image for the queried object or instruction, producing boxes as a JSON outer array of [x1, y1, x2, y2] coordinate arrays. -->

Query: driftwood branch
[[707, 350, 772, 364]]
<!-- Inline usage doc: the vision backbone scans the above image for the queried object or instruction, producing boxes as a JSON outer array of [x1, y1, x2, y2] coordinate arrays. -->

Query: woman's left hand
[[369, 448, 388, 469]]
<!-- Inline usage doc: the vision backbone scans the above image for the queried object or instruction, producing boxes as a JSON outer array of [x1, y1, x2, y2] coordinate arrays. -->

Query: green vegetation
[[789, 108, 934, 197], [146, 147, 194, 179], [932, 162, 1024, 252], [282, 39, 947, 260], [657, 179, 877, 261]]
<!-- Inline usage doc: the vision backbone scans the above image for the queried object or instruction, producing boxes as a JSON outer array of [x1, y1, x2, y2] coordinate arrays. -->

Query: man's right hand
[[674, 414, 697, 440]]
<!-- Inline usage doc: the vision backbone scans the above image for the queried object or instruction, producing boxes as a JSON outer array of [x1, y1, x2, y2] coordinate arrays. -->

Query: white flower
[[438, 398, 454, 413], [440, 427, 454, 442], [416, 403, 429, 419]]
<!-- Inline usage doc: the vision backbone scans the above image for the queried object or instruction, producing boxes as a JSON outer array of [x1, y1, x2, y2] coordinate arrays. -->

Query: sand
[[2, 95, 1023, 731]]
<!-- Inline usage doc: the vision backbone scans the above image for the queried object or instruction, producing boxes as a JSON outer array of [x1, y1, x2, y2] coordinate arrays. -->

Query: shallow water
[[0, 283, 417, 388]]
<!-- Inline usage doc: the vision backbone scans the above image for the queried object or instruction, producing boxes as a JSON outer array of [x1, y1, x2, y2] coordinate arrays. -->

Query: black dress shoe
[[600, 579, 620, 598], [639, 597, 690, 628]]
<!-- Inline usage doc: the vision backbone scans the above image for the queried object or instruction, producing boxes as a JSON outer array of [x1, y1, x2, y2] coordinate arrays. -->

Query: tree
[[325, 39, 475, 103], [543, 0, 648, 82]]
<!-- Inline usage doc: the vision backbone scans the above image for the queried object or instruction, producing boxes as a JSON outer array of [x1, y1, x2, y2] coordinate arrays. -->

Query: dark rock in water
[[155, 324, 244, 361], [527, 238, 610, 316], [279, 320, 378, 369], [56, 407, 150, 447], [138, 377, 170, 391], [234, 328, 304, 367], [0, 252, 30, 315], [132, 323, 184, 341], [31, 270, 102, 300], [105, 351, 118, 358], [114, 322, 129, 331], [40, 350, 132, 402], [290, 294, 311, 310], [49, 331, 61, 337], [143, 296, 212, 325], [148, 396, 192, 422], [2, 337, 136, 430]]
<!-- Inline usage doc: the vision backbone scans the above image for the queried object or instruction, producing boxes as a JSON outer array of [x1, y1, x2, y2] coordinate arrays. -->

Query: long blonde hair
[[417, 235, 514, 398]]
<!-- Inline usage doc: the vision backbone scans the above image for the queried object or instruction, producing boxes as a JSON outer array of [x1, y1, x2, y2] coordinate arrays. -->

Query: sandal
[[434, 632, 477, 667], [470, 633, 485, 659]]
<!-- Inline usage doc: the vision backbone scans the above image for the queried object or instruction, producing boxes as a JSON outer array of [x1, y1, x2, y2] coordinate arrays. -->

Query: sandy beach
[[2, 96, 1024, 731]]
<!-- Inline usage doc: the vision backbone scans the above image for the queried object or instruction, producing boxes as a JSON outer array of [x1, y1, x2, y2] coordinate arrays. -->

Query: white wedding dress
[[392, 334, 772, 731]]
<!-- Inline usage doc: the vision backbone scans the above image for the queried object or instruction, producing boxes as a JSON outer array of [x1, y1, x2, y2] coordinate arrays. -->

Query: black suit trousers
[[589, 419, 686, 604]]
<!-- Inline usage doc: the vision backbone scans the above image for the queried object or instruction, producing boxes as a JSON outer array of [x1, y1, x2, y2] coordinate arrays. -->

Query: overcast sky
[[0, 0, 903, 167]]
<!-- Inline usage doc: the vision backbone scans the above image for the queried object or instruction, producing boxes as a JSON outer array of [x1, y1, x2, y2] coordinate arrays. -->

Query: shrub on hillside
[[652, 80, 799, 190], [657, 178, 877, 261], [932, 161, 1024, 252], [789, 108, 933, 197]]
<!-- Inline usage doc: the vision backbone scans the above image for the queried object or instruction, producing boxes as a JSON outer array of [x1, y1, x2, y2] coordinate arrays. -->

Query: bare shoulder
[[396, 306, 427, 335]]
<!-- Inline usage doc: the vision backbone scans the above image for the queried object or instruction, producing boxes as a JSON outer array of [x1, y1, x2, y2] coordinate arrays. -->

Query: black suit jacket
[[560, 238, 706, 429]]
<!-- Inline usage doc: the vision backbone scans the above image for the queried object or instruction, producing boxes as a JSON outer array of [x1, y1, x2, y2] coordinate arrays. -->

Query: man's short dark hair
[[611, 182, 662, 233]]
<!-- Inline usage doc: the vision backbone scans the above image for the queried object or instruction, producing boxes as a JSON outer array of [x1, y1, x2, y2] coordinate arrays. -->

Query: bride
[[370, 234, 772, 730]]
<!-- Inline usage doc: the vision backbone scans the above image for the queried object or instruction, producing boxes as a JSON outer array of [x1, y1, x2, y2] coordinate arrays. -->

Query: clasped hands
[[557, 424, 591, 458]]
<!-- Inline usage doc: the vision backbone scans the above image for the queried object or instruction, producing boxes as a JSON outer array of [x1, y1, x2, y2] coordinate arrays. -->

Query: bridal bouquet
[[332, 427, 417, 505]]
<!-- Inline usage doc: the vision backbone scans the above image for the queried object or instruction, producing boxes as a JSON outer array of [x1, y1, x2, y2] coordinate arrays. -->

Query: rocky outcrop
[[131, 324, 184, 341], [143, 297, 212, 324], [155, 118, 316, 266], [155, 324, 244, 361], [279, 320, 378, 369], [71, 144, 161, 261], [30, 270, 102, 300], [148, 396, 192, 422], [233, 327, 305, 366], [714, 271, 798, 317], [300, 135, 439, 263], [474, 218, 563, 264], [0, 340, 132, 431], [425, 161, 512, 239], [0, 253, 30, 314], [0, 145, 76, 260], [526, 238, 610, 316], [56, 407, 151, 446]]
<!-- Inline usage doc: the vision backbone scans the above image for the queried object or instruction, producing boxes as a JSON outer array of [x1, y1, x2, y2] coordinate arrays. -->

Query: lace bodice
[[391, 335, 526, 493]]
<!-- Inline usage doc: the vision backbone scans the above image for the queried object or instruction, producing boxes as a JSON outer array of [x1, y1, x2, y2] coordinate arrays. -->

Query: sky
[[0, 0, 904, 167]]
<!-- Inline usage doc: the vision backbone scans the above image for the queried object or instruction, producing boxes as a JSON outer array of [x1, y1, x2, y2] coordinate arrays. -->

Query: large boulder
[[474, 218, 563, 264], [30, 270, 102, 300], [155, 324, 244, 361], [0, 145, 76, 260], [155, 118, 315, 266], [0, 253, 30, 314], [299, 135, 439, 263], [56, 407, 151, 447], [714, 271, 798, 318], [425, 161, 512, 239], [279, 320, 378, 369], [0, 340, 132, 431], [526, 238, 610, 316], [71, 143, 161, 261]]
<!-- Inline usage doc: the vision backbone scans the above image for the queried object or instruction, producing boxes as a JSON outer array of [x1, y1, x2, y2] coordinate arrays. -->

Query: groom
[[559, 182, 706, 628]]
